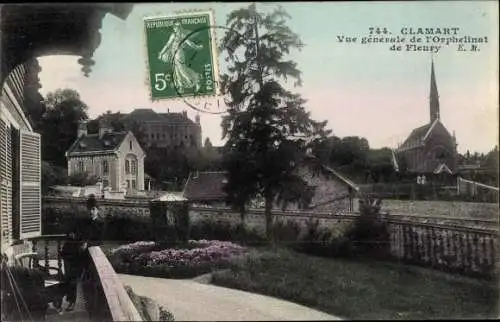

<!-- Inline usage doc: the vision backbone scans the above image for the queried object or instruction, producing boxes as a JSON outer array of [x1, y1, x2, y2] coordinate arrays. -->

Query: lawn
[[211, 248, 499, 320], [375, 199, 498, 219]]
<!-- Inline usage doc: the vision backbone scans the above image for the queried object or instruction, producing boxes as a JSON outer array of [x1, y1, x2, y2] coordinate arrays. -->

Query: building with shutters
[[66, 119, 146, 192], [0, 61, 42, 254]]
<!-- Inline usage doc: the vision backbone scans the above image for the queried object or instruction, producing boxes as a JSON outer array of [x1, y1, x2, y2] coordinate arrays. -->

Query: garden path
[[119, 274, 341, 321]]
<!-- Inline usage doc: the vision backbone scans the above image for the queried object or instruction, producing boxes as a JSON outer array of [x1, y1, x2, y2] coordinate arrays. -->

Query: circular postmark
[[165, 24, 249, 115]]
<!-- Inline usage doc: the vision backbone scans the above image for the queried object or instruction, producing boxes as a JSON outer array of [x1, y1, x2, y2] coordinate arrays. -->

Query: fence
[[457, 177, 499, 203], [388, 219, 498, 278]]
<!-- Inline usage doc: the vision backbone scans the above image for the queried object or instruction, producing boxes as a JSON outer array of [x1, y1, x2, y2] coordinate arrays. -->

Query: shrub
[[189, 219, 266, 246], [271, 219, 301, 246], [150, 201, 190, 244], [104, 215, 152, 242], [68, 171, 99, 186], [344, 197, 390, 259], [42, 204, 88, 235]]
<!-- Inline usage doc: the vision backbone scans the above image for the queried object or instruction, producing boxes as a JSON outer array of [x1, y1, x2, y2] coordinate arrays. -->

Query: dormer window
[[103, 140, 110, 147]]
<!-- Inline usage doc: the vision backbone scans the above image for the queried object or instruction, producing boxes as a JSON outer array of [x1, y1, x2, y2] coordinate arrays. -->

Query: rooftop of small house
[[183, 171, 228, 202], [66, 131, 129, 155], [182, 156, 359, 202]]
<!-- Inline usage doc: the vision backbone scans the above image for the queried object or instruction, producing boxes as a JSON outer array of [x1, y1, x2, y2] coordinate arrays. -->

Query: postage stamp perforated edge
[[142, 8, 220, 104]]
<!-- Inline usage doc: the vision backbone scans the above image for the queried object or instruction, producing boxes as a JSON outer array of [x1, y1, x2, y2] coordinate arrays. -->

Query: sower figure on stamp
[[158, 21, 204, 93]]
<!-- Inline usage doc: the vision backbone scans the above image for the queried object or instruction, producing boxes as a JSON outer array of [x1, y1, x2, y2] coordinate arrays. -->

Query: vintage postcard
[[0, 1, 498, 321]]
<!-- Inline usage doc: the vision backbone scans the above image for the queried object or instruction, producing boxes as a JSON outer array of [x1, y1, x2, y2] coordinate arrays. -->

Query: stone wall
[[43, 196, 150, 217], [189, 206, 357, 238]]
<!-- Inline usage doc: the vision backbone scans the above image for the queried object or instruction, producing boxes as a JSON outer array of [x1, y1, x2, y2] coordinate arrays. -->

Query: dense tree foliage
[[219, 4, 330, 239], [39, 88, 89, 167]]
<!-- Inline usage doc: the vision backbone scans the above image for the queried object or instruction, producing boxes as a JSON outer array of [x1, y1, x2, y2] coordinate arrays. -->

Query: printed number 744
[[154, 73, 172, 91]]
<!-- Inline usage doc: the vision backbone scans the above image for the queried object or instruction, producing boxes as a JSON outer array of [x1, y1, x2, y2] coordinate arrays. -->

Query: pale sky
[[38, 1, 499, 154]]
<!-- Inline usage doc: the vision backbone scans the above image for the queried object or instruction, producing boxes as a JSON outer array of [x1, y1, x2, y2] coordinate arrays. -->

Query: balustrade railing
[[27, 234, 66, 280], [82, 246, 143, 321], [388, 219, 498, 278], [20, 236, 142, 321]]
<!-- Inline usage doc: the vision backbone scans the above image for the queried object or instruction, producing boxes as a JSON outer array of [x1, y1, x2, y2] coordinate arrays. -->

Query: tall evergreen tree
[[220, 4, 330, 240]]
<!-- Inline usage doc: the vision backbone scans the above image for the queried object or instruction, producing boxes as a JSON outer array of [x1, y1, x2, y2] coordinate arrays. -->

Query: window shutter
[[0, 118, 13, 245], [19, 130, 41, 239]]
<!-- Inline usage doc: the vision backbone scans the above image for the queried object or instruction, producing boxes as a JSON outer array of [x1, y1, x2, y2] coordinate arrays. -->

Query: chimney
[[77, 120, 87, 138], [99, 118, 113, 139]]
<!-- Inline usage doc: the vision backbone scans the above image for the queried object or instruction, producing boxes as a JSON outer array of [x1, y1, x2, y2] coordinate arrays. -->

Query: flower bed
[[108, 240, 248, 279]]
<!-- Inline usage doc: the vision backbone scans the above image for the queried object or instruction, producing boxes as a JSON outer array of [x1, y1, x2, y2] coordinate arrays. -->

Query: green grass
[[211, 248, 498, 320]]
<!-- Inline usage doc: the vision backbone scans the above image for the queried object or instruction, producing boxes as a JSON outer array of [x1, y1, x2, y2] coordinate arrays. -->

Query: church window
[[130, 140, 133, 150]]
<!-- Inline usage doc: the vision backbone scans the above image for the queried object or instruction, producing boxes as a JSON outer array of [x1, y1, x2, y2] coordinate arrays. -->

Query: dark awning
[[0, 3, 133, 87]]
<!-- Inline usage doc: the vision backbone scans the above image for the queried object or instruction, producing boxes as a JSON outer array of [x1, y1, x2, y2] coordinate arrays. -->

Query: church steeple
[[430, 58, 440, 123]]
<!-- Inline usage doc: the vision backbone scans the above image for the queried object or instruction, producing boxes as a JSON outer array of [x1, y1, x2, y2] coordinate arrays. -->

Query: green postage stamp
[[143, 11, 218, 101]]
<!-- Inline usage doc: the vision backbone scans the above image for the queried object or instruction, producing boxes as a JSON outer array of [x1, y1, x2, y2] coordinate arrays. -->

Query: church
[[395, 60, 458, 178]]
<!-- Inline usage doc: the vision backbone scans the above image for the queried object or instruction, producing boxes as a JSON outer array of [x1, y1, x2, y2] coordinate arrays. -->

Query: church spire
[[430, 57, 440, 123]]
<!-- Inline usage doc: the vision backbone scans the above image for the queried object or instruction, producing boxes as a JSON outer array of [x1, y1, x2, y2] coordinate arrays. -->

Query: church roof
[[66, 131, 128, 156], [398, 122, 433, 150]]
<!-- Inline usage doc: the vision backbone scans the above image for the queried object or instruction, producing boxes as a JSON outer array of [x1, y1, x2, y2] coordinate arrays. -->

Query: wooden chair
[[15, 252, 66, 310]]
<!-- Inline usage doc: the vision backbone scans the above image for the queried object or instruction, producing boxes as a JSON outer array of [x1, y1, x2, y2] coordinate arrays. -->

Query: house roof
[[66, 131, 128, 155], [433, 163, 453, 174], [303, 154, 359, 191], [183, 171, 228, 202], [124, 108, 195, 125], [320, 164, 360, 191], [182, 156, 359, 202]]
